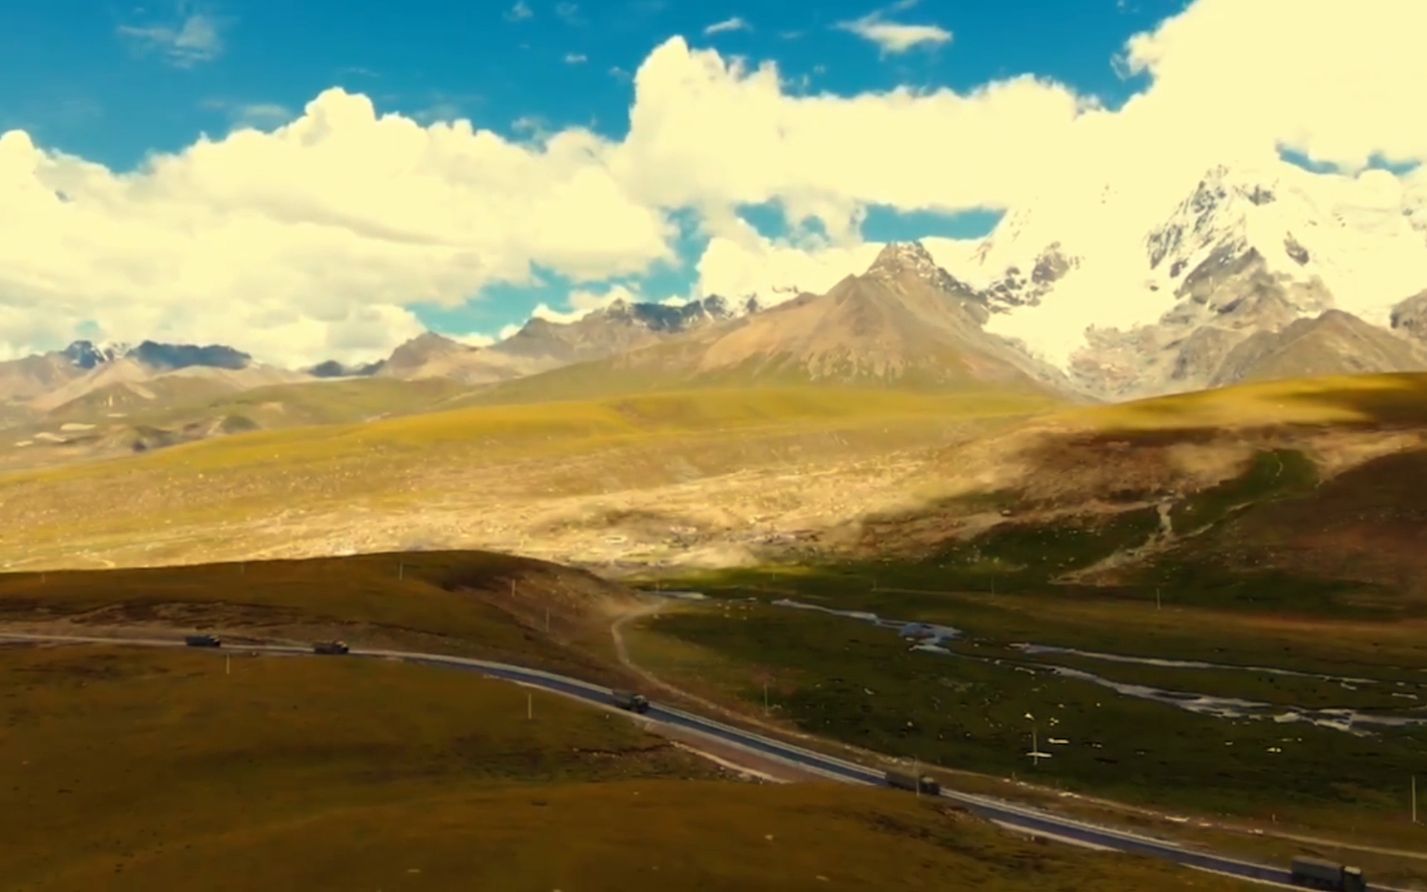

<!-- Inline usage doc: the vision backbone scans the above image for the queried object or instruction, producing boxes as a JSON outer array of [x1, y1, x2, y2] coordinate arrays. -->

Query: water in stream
[[762, 598, 1427, 735]]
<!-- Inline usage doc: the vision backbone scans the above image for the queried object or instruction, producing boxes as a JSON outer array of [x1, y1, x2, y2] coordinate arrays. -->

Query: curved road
[[2, 632, 1407, 891]]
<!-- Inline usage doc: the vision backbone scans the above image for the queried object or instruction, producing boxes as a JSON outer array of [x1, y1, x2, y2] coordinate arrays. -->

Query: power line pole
[[1156, 587, 1162, 610], [913, 756, 921, 798], [398, 562, 404, 581], [527, 692, 533, 721], [225, 654, 231, 676]]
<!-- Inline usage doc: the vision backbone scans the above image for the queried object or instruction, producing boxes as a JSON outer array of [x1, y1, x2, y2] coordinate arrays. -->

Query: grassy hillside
[[0, 551, 639, 678], [1, 376, 474, 474], [0, 386, 1053, 570], [0, 645, 1256, 892]]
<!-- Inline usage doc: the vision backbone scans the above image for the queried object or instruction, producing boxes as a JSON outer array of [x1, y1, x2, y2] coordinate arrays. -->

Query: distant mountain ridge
[[476, 242, 1068, 402]]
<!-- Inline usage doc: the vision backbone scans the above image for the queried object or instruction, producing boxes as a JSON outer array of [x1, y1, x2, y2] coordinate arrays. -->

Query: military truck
[[884, 770, 940, 795], [611, 690, 651, 714], [184, 634, 222, 648], [312, 640, 350, 655], [1290, 856, 1366, 891]]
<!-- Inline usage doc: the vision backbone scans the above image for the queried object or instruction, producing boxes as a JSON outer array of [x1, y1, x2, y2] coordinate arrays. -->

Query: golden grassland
[[0, 386, 1053, 569], [0, 644, 1256, 892], [1063, 372, 1427, 431]]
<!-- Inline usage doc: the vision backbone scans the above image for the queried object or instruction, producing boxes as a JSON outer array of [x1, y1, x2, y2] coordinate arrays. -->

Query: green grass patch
[[631, 603, 1427, 835], [1170, 449, 1318, 533]]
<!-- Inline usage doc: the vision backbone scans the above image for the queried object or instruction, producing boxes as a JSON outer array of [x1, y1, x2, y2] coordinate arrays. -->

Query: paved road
[[2, 632, 1408, 891]]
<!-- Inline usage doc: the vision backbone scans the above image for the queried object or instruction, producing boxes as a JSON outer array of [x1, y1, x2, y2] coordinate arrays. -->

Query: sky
[[1, 0, 1425, 366]]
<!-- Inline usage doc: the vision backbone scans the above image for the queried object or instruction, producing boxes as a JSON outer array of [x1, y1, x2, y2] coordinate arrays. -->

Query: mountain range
[[5, 160, 1427, 459]]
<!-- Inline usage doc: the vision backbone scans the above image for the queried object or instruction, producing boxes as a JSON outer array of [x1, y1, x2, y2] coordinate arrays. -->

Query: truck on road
[[884, 770, 940, 795], [312, 640, 350, 655], [611, 690, 651, 714], [1290, 856, 1366, 891], [184, 634, 221, 648]]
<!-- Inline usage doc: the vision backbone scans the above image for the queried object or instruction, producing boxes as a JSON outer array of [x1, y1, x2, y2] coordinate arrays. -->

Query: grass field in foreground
[[0, 645, 1253, 892], [0, 551, 634, 678]]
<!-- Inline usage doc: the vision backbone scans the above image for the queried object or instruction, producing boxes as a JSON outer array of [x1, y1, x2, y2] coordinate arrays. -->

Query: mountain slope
[[1208, 309, 1427, 386], [483, 244, 1067, 402]]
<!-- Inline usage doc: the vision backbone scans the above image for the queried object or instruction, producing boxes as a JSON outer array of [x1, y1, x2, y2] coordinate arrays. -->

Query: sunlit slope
[[0, 645, 1252, 892], [1, 376, 474, 473], [0, 387, 1055, 569], [853, 372, 1427, 608], [1065, 371, 1427, 431]]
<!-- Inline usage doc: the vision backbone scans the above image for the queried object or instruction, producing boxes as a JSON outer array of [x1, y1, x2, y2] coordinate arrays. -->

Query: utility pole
[[1156, 587, 1162, 611], [510, 579, 516, 598], [240, 561, 245, 576], [527, 692, 533, 721], [225, 654, 231, 676], [914, 756, 921, 798], [398, 562, 404, 581]]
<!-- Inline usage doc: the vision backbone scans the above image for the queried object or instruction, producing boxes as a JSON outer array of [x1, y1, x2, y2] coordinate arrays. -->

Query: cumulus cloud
[[564, 52, 588, 64], [0, 93, 671, 364], [613, 38, 1084, 242], [695, 223, 882, 305], [704, 16, 750, 36], [11, 0, 1427, 367], [118, 8, 225, 67], [505, 1, 533, 22]]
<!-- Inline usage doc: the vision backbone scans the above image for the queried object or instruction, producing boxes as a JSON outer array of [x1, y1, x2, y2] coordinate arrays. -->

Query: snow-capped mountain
[[933, 161, 1427, 397]]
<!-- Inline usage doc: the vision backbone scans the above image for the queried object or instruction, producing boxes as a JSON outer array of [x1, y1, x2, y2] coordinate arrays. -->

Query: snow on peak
[[935, 159, 1427, 368], [865, 240, 968, 295]]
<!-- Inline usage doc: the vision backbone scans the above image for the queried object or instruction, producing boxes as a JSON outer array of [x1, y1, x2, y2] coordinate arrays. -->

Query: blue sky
[[0, 0, 1204, 354]]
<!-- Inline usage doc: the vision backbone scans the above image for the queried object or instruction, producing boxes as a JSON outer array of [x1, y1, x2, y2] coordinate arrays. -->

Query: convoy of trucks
[[184, 634, 221, 648], [611, 690, 651, 713], [884, 770, 941, 795], [312, 640, 350, 655], [1289, 856, 1366, 891]]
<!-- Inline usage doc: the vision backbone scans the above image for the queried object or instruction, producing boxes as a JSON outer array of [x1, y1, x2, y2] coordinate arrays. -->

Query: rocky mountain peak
[[60, 340, 114, 370], [867, 241, 939, 278], [864, 240, 978, 302]]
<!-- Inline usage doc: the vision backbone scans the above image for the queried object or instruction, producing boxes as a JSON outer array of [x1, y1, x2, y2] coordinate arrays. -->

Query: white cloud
[[498, 323, 523, 340], [0, 92, 672, 365], [118, 10, 225, 67], [695, 223, 882, 306], [555, 2, 582, 25], [12, 0, 1427, 368], [564, 52, 588, 64], [505, 1, 533, 22], [836, 8, 951, 55], [704, 16, 750, 36], [613, 38, 1084, 242], [451, 331, 496, 347]]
